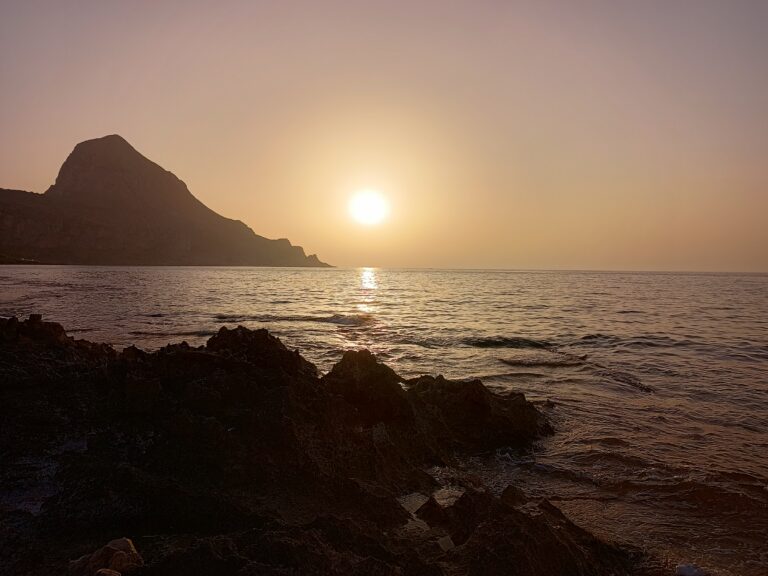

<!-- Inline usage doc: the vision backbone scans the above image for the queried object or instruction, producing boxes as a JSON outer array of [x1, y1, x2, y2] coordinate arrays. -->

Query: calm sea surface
[[1, 266, 767, 574]]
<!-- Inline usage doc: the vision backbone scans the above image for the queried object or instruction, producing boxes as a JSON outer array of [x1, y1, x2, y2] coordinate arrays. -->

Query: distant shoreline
[[0, 261, 764, 275]]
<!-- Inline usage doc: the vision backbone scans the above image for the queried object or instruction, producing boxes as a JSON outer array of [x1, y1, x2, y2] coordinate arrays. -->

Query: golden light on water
[[349, 190, 389, 226], [357, 268, 377, 313], [360, 267, 377, 290]]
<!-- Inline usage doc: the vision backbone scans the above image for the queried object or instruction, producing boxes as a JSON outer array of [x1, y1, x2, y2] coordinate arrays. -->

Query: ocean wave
[[481, 371, 551, 380], [213, 313, 255, 322], [619, 477, 768, 512], [212, 312, 374, 327], [499, 353, 584, 368], [554, 449, 768, 510], [578, 333, 620, 344], [129, 330, 216, 337], [569, 450, 659, 470], [322, 313, 374, 326], [464, 336, 553, 349], [404, 336, 456, 349], [620, 335, 696, 348], [595, 367, 654, 392], [517, 448, 768, 514]]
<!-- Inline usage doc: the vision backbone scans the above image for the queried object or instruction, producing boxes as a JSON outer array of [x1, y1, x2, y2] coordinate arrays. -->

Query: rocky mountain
[[0, 135, 329, 266]]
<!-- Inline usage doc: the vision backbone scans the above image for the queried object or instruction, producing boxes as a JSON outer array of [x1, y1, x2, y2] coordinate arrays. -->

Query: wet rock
[[69, 538, 143, 576], [2, 313, 67, 347], [0, 317, 650, 576], [206, 325, 317, 378], [675, 564, 709, 576], [0, 314, 115, 362], [407, 375, 550, 452], [436, 535, 454, 552], [121, 345, 147, 362], [500, 484, 527, 507], [413, 486, 634, 575], [414, 488, 496, 546], [322, 349, 413, 426], [415, 496, 448, 526], [455, 497, 632, 576]]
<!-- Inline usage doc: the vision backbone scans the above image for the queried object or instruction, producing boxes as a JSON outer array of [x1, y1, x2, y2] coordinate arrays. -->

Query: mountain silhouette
[[0, 135, 329, 266]]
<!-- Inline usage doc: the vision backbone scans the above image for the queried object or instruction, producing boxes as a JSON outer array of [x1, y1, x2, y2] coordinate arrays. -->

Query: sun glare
[[349, 190, 389, 225]]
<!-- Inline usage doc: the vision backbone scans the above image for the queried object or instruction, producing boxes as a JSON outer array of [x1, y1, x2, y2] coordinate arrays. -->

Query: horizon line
[[3, 263, 766, 275]]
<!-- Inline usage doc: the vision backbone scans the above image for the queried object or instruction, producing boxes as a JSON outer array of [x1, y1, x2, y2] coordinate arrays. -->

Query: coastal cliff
[[0, 315, 662, 575], [0, 135, 329, 266]]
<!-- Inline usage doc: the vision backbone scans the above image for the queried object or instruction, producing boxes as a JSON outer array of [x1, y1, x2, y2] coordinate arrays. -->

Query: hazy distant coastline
[[0, 135, 330, 267]]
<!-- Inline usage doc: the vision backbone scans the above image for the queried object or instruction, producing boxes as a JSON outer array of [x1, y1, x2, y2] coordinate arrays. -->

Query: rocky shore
[[1, 315, 662, 575]]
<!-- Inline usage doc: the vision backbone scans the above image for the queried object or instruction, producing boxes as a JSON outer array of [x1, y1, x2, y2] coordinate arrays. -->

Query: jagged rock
[[415, 488, 632, 576], [414, 488, 496, 546], [0, 315, 653, 576], [0, 313, 115, 361], [415, 496, 448, 526], [455, 496, 633, 576], [322, 349, 413, 426], [675, 565, 709, 576], [406, 375, 550, 452], [68, 538, 143, 576], [500, 484, 527, 507], [207, 325, 317, 378]]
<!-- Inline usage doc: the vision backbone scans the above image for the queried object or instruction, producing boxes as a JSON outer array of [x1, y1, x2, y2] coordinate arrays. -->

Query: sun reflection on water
[[357, 268, 377, 313], [360, 268, 377, 290]]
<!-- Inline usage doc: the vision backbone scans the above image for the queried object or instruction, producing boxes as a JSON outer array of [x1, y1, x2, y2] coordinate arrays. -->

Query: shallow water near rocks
[[1, 266, 767, 574]]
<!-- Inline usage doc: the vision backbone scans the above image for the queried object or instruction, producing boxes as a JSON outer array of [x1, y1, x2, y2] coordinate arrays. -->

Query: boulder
[[456, 497, 632, 576], [206, 325, 317, 378], [406, 375, 550, 452], [322, 349, 414, 426], [69, 538, 143, 576], [676, 565, 709, 576]]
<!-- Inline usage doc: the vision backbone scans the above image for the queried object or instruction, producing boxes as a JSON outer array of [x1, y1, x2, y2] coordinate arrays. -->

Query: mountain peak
[[66, 134, 145, 167], [63, 134, 152, 171], [46, 134, 182, 207], [0, 135, 330, 266], [74, 133, 134, 151]]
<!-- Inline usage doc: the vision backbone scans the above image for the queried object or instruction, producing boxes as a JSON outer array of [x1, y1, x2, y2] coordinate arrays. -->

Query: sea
[[1, 266, 766, 575]]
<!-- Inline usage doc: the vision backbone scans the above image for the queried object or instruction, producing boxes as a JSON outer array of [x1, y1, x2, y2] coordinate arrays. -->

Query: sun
[[348, 190, 389, 225]]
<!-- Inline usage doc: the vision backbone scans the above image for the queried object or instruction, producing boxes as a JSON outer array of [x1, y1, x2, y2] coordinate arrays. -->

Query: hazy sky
[[1, 0, 767, 271]]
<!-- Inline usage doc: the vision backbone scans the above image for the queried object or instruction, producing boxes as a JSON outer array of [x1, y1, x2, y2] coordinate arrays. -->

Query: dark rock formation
[[322, 349, 414, 427], [0, 135, 329, 266], [406, 374, 551, 452], [0, 315, 655, 575], [69, 538, 144, 576]]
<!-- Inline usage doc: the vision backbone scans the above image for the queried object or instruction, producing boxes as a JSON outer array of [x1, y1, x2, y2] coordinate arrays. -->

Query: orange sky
[[1, 1, 767, 271]]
